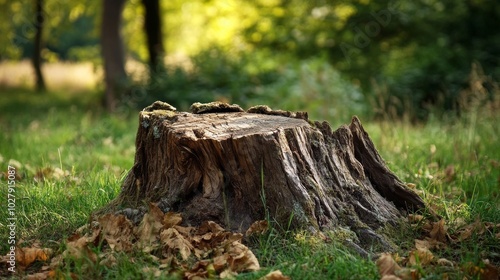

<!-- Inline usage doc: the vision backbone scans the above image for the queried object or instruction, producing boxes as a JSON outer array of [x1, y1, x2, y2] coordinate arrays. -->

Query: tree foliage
[[2, 0, 498, 117]]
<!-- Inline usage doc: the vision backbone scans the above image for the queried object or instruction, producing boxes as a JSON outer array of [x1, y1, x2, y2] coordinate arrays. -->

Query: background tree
[[101, 0, 127, 111], [2, 0, 499, 117], [33, 0, 46, 92], [141, 0, 164, 73]]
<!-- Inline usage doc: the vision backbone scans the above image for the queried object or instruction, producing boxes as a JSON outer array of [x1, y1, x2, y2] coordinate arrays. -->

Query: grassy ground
[[0, 88, 499, 279]]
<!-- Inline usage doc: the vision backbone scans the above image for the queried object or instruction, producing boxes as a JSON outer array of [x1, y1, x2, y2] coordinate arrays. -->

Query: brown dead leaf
[[226, 242, 260, 272], [394, 267, 419, 280], [25, 270, 56, 280], [163, 211, 183, 228], [16, 247, 52, 269], [64, 233, 98, 263], [430, 219, 447, 243], [173, 225, 194, 237], [213, 254, 230, 272], [98, 251, 117, 267], [185, 260, 211, 279], [414, 239, 430, 250], [259, 270, 290, 280], [444, 165, 455, 182], [396, 267, 421, 280], [408, 214, 424, 224], [408, 248, 434, 266], [98, 214, 134, 252], [245, 220, 269, 236], [197, 220, 225, 235], [142, 266, 162, 277], [457, 218, 485, 242], [415, 238, 446, 250], [161, 227, 194, 260], [481, 260, 499, 280], [220, 268, 237, 279], [376, 253, 401, 277], [34, 166, 72, 182], [462, 261, 483, 277], [135, 203, 164, 252], [421, 220, 433, 233]]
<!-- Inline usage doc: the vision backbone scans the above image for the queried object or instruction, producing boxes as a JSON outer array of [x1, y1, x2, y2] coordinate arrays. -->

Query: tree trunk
[[101, 0, 127, 112], [141, 0, 165, 73], [33, 0, 46, 92], [99, 102, 432, 252]]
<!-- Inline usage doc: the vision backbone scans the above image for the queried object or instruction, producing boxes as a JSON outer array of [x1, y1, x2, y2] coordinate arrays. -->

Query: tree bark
[[33, 0, 46, 92], [141, 0, 165, 73], [99, 102, 431, 252], [101, 0, 127, 112]]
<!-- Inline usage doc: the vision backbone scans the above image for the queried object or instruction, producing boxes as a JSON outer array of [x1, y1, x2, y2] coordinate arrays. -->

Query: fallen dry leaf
[[415, 238, 446, 250], [135, 203, 164, 251], [185, 260, 211, 279], [246, 220, 269, 236], [63, 233, 98, 263], [462, 261, 483, 278], [98, 214, 134, 252], [98, 251, 117, 267], [408, 214, 424, 224], [444, 164, 455, 182], [394, 267, 419, 280], [163, 211, 183, 228], [213, 254, 229, 272], [25, 270, 56, 280], [259, 270, 290, 280], [197, 220, 225, 235], [408, 248, 434, 266], [226, 241, 260, 272], [415, 239, 430, 250], [12, 210, 265, 280], [220, 268, 237, 279], [430, 219, 447, 243], [15, 247, 52, 270], [376, 253, 401, 277], [160, 227, 194, 260], [480, 260, 499, 280], [142, 266, 162, 277], [457, 218, 485, 241]]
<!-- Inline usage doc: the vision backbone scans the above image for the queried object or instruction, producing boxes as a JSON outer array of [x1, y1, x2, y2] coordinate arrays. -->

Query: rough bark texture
[[100, 102, 430, 253]]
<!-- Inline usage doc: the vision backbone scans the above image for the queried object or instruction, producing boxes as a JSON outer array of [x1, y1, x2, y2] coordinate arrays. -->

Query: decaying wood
[[99, 101, 430, 253]]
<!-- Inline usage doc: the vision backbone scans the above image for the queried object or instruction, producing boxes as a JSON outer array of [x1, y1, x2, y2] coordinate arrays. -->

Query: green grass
[[0, 89, 499, 279]]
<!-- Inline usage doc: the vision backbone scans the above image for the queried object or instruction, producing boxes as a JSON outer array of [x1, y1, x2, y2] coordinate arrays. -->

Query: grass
[[0, 87, 499, 279]]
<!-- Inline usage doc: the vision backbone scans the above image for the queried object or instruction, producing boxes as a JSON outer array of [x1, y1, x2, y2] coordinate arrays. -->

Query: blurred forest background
[[1, 2, 500, 278], [1, 0, 499, 121]]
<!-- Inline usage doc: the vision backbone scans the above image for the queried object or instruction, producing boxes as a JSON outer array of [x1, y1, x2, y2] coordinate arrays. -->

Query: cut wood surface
[[99, 101, 431, 253]]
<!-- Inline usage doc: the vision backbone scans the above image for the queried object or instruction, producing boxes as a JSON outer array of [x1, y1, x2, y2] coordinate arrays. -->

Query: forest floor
[[0, 88, 499, 279]]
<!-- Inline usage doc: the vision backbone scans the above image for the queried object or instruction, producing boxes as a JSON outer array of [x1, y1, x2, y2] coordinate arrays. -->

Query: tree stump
[[100, 101, 430, 253]]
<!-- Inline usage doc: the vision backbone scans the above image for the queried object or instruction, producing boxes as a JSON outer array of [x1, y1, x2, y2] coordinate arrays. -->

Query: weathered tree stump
[[100, 101, 430, 253]]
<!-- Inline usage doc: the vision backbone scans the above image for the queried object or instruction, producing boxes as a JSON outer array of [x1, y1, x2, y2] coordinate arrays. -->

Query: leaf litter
[[376, 215, 500, 280], [1, 202, 276, 279], [3, 202, 499, 279]]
